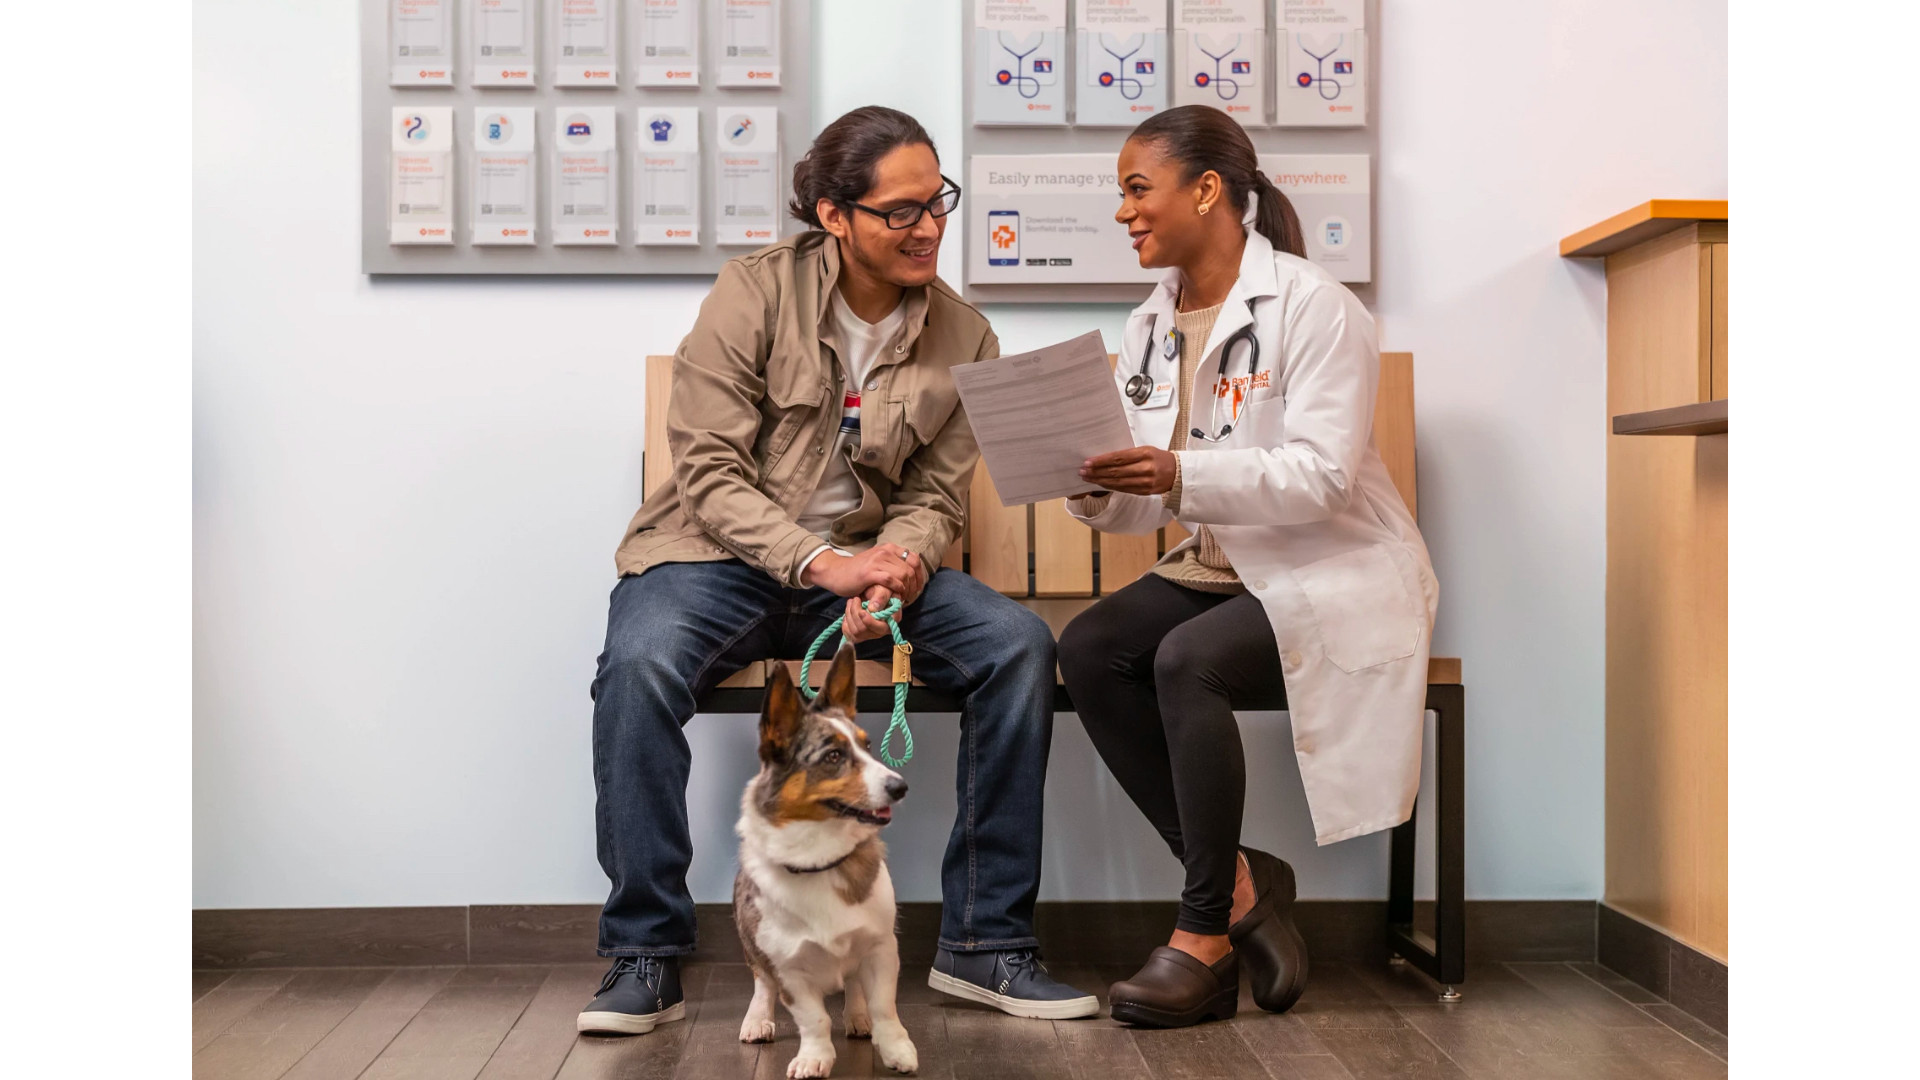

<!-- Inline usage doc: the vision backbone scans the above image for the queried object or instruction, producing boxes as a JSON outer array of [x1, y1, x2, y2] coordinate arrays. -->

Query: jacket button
[[862, 448, 878, 461], [1253, 579, 1269, 591], [865, 378, 879, 391], [894, 344, 906, 354], [816, 446, 826, 454], [1285, 650, 1303, 667]]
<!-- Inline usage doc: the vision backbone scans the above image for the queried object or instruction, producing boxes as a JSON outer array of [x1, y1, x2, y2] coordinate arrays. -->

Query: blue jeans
[[590, 560, 1058, 957]]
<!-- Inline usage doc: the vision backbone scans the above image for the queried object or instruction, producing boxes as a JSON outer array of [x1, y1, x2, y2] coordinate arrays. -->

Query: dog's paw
[[785, 1050, 835, 1078], [739, 1017, 777, 1044], [876, 1033, 918, 1075], [843, 1010, 872, 1039]]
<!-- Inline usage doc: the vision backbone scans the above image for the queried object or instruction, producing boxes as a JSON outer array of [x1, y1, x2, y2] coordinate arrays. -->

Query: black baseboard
[[194, 899, 1596, 971], [1596, 902, 1727, 1035]]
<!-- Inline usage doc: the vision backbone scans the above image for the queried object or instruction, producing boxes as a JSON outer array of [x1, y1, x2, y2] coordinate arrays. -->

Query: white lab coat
[[1069, 227, 1439, 845]]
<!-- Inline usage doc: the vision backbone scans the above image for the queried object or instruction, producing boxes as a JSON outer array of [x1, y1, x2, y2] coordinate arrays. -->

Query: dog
[[734, 646, 918, 1078]]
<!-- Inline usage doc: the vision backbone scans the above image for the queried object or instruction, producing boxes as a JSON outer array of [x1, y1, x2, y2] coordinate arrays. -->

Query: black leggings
[[1057, 573, 1284, 936]]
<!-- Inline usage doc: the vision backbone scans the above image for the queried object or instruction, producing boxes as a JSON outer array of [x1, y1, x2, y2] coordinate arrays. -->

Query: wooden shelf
[[1612, 399, 1727, 437], [1560, 200, 1729, 258]]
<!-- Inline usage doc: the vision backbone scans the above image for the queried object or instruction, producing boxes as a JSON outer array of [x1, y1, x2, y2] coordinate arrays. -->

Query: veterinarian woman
[[1058, 105, 1439, 1029]]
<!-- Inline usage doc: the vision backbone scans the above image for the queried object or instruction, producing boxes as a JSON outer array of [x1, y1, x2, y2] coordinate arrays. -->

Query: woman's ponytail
[[1249, 169, 1305, 258]]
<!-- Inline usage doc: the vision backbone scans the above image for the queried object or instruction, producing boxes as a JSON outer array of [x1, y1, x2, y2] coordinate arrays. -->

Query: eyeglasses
[[848, 177, 962, 230]]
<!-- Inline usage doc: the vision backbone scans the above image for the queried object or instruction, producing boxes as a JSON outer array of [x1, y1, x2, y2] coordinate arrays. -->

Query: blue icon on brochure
[[1335, 60, 1353, 74], [1231, 60, 1251, 74], [1033, 59, 1052, 73], [1136, 60, 1154, 74], [649, 117, 674, 142]]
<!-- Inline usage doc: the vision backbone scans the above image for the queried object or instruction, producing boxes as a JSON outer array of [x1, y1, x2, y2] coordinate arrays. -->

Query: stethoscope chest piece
[[1127, 326, 1183, 405]]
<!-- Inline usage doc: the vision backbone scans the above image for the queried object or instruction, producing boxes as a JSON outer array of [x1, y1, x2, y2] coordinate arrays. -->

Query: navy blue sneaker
[[577, 956, 686, 1035], [928, 947, 1100, 1019]]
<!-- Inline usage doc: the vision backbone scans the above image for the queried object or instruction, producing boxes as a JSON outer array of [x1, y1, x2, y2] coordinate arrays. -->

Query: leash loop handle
[[797, 598, 915, 769]]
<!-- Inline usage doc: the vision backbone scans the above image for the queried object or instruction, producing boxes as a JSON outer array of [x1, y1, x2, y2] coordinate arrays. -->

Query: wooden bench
[[644, 351, 1468, 996]]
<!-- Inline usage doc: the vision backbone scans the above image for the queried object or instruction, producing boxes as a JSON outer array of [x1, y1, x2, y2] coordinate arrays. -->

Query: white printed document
[[974, 0, 1067, 126], [473, 108, 537, 244], [391, 107, 454, 243], [1075, 0, 1167, 127], [391, 0, 454, 85], [949, 332, 1135, 506], [716, 108, 780, 246], [1173, 0, 1264, 126], [636, 0, 701, 86], [636, 107, 701, 245], [553, 107, 618, 244], [470, 0, 537, 86], [718, 0, 781, 87], [554, 0, 618, 86], [1276, 0, 1366, 127]]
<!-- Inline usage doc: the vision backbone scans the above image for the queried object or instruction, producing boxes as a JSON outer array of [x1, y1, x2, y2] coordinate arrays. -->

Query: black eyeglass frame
[[846, 176, 963, 230]]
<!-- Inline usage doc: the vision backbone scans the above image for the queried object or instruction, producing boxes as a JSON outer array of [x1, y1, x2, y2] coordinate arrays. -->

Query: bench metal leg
[[1386, 683, 1466, 1000]]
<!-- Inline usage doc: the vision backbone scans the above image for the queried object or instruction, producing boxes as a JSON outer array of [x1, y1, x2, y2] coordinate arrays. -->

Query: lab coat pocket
[[1292, 543, 1422, 674]]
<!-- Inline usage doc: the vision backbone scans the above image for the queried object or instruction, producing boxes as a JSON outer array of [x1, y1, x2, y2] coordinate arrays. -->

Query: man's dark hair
[[788, 106, 939, 229]]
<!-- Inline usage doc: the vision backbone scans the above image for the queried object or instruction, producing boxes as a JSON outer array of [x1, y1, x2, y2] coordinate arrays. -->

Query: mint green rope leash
[[797, 598, 915, 769]]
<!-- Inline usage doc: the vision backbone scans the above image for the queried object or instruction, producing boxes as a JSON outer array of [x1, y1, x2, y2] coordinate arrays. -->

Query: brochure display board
[[1074, 0, 1167, 127], [361, 0, 813, 275], [1275, 0, 1366, 126], [974, 0, 1068, 126], [960, 0, 1378, 303]]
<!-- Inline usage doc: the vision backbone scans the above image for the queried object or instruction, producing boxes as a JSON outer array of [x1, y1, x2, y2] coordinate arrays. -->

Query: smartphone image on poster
[[988, 210, 1020, 266]]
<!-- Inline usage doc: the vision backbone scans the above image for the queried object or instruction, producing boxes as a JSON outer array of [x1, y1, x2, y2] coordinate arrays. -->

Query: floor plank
[[280, 967, 461, 1080], [941, 1002, 1071, 1080], [194, 968, 394, 1079], [474, 964, 608, 1080], [1565, 962, 1662, 1005], [1312, 1027, 1470, 1080], [1131, 1021, 1275, 1079], [195, 971, 236, 1002], [1638, 1003, 1727, 1063], [1501, 964, 1661, 1029], [553, 965, 711, 1080], [359, 966, 550, 1080], [672, 964, 767, 1080], [193, 970, 300, 1051]]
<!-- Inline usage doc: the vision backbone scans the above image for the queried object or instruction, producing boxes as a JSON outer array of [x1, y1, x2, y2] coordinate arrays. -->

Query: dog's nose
[[885, 777, 909, 802]]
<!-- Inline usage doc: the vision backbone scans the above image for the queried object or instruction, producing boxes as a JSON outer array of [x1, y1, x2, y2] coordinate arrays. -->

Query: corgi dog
[[734, 646, 918, 1078]]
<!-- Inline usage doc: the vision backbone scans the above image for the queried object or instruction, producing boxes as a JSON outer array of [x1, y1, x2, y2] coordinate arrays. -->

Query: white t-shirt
[[797, 288, 908, 546]]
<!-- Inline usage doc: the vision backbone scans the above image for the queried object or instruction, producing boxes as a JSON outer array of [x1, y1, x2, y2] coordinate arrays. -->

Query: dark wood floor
[[192, 959, 1727, 1079]]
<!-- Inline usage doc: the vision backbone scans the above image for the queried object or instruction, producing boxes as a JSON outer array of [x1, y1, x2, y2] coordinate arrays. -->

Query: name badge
[[1141, 381, 1175, 409]]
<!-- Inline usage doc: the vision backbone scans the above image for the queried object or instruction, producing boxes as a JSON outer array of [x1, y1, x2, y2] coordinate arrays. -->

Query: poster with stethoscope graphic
[[636, 107, 701, 245], [390, 107, 455, 243], [472, 108, 538, 244], [974, 0, 1067, 126], [552, 106, 619, 244], [1276, 0, 1366, 127], [1173, 0, 1265, 126], [468, 0, 536, 86], [553, 0, 618, 86], [390, 0, 454, 85], [718, 0, 782, 87], [635, 0, 701, 86], [1258, 153, 1369, 282], [716, 108, 781, 246], [967, 155, 1161, 286], [1074, 0, 1167, 127]]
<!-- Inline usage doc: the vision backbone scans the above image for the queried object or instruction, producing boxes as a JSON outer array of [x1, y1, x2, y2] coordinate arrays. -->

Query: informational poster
[[967, 155, 1160, 286], [717, 0, 781, 87], [390, 0, 454, 85], [715, 108, 780, 246], [635, 0, 701, 86], [973, 0, 1066, 126], [1173, 0, 1264, 127], [636, 107, 701, 245], [553, 0, 618, 86], [1258, 153, 1369, 282], [390, 107, 455, 243], [469, 0, 537, 86], [1075, 0, 1167, 127], [1275, 0, 1366, 126], [552, 106, 619, 244], [473, 109, 538, 244]]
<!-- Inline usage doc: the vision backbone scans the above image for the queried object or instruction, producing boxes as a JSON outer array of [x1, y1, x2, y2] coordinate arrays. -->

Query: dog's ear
[[759, 661, 803, 763], [822, 642, 858, 716]]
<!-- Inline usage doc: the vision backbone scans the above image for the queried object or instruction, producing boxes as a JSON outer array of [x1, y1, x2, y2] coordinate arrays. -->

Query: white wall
[[193, 0, 1725, 909]]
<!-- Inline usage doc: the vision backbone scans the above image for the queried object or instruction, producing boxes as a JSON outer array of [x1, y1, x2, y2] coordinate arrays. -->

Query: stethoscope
[[1097, 33, 1145, 101], [995, 32, 1046, 99], [1193, 34, 1243, 101], [1295, 35, 1351, 101], [1125, 298, 1263, 443]]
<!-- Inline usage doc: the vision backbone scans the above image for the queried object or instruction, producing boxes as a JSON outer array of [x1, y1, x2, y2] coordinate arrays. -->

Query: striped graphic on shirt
[[839, 389, 862, 438]]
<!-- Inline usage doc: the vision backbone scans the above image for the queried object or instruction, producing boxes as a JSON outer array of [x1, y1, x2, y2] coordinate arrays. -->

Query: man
[[579, 106, 1098, 1034]]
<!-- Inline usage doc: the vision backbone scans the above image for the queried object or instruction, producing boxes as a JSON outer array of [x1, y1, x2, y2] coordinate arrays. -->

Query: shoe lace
[[599, 956, 660, 996], [999, 949, 1049, 991]]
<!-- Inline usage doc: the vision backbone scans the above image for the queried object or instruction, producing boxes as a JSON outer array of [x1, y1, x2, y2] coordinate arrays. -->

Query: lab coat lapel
[[1126, 277, 1182, 451]]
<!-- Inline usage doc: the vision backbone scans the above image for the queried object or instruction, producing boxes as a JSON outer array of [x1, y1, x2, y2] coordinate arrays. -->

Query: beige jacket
[[617, 232, 998, 586]]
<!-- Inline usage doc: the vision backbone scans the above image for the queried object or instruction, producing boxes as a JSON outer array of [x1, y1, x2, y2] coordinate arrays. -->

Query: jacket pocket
[[1291, 543, 1422, 674]]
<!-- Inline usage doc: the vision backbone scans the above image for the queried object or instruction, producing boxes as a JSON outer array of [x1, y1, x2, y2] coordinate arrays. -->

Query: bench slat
[[1034, 499, 1093, 596], [714, 656, 1462, 692], [967, 461, 1028, 595], [643, 355, 674, 500]]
